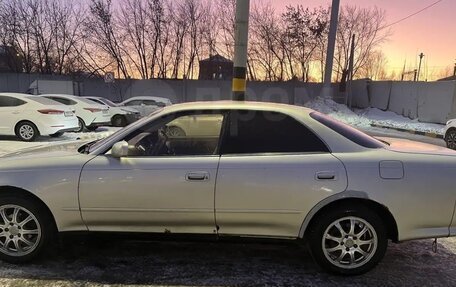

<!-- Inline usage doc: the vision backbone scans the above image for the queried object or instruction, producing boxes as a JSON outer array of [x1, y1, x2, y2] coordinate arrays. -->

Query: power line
[[379, 0, 444, 31]]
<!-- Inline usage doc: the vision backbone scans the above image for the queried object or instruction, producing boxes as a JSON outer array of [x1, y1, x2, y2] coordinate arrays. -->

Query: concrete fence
[[1, 72, 456, 124]]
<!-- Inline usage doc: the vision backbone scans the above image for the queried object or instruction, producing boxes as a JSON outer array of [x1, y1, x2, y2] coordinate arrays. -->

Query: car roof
[[160, 100, 313, 115], [122, 96, 171, 103], [0, 92, 35, 99]]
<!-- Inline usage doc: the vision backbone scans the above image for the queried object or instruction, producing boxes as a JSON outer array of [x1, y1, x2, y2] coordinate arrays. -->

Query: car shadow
[[0, 238, 454, 286]]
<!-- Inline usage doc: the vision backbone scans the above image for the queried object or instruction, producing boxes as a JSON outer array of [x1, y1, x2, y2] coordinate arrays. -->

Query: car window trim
[[102, 109, 230, 157], [218, 110, 332, 155]]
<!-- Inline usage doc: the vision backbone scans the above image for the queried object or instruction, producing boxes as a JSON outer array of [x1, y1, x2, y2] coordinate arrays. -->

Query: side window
[[120, 112, 225, 157], [125, 100, 141, 106], [221, 110, 329, 154], [0, 96, 26, 107], [142, 100, 158, 106]]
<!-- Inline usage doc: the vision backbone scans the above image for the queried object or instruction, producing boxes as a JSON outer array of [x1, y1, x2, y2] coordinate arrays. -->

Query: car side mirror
[[111, 141, 129, 158]]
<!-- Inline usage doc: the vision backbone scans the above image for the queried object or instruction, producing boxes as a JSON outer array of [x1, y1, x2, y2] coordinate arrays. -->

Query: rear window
[[78, 97, 103, 105], [310, 112, 385, 149], [26, 97, 62, 105]]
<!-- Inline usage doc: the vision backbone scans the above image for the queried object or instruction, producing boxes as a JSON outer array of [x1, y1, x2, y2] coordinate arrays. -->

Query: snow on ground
[[304, 97, 446, 135]]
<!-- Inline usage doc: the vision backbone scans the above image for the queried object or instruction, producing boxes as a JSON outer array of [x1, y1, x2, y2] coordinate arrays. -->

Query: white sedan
[[41, 94, 111, 132], [83, 96, 141, 127], [0, 101, 454, 275], [0, 93, 78, 141], [119, 96, 172, 117]]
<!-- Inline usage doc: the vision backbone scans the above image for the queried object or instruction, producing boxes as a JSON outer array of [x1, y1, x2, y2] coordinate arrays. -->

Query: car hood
[[378, 136, 456, 156], [0, 140, 88, 159], [0, 141, 95, 172]]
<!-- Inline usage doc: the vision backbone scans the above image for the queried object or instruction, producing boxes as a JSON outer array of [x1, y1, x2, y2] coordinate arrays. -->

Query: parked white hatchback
[[83, 96, 141, 127], [41, 94, 111, 132], [119, 96, 172, 117], [0, 93, 78, 141]]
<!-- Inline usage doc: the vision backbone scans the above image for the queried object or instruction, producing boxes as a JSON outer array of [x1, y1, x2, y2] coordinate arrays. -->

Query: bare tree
[[335, 6, 390, 83]]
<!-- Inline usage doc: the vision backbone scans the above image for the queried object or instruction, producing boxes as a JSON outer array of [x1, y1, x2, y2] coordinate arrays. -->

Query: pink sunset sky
[[271, 0, 456, 79]]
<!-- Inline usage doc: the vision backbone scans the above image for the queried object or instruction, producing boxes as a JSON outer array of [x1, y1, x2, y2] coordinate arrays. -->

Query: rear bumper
[[36, 117, 79, 135]]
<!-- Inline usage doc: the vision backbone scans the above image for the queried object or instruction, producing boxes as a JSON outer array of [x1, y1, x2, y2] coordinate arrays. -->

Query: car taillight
[[38, 109, 64, 115], [84, 108, 102, 113]]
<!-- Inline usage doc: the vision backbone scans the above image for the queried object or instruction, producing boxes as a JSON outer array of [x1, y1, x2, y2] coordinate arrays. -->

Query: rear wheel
[[15, 121, 39, 142], [0, 195, 55, 263], [112, 115, 127, 127], [75, 117, 85, 133], [308, 205, 387, 275], [445, 129, 456, 150]]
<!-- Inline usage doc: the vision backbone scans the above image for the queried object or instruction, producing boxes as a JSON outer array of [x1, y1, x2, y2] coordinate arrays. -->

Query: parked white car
[[41, 94, 111, 132], [0, 101, 454, 275], [444, 119, 456, 149], [83, 96, 141, 127], [119, 96, 172, 117], [0, 93, 78, 141]]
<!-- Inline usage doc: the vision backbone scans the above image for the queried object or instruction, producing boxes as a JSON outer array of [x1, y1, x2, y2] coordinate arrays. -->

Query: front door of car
[[215, 110, 348, 238], [78, 111, 227, 234]]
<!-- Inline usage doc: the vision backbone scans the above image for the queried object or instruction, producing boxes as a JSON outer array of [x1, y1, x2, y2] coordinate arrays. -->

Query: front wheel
[[445, 129, 456, 150], [75, 117, 86, 133], [308, 205, 387, 275], [0, 195, 55, 263]]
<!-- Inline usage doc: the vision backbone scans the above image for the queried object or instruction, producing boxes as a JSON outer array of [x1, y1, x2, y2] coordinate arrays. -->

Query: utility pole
[[347, 34, 356, 108], [232, 0, 250, 101], [416, 52, 424, 81], [453, 59, 456, 76], [321, 0, 340, 99]]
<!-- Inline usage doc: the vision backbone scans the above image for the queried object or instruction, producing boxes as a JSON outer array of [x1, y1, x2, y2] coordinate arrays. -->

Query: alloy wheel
[[19, 125, 35, 141], [322, 216, 378, 270], [0, 205, 41, 257]]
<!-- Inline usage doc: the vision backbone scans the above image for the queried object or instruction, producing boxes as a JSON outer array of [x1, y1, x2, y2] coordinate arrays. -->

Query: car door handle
[[316, 171, 336, 180], [186, 172, 210, 182]]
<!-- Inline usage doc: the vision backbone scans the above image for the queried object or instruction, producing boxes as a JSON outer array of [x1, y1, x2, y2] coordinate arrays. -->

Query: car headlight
[[446, 119, 454, 126]]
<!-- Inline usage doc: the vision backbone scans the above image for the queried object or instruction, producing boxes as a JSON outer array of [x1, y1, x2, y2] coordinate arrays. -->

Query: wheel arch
[[299, 194, 399, 243], [0, 185, 58, 232]]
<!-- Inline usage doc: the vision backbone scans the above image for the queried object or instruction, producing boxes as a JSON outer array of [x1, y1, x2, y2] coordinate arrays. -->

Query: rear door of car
[[0, 96, 25, 134], [215, 110, 348, 238]]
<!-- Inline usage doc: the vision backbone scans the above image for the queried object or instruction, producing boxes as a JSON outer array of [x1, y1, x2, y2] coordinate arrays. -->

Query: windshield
[[310, 112, 386, 149], [87, 108, 164, 153], [78, 97, 104, 105]]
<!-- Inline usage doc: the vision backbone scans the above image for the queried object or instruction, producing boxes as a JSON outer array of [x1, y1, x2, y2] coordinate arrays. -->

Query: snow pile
[[304, 97, 370, 128], [356, 108, 445, 135], [304, 97, 445, 135]]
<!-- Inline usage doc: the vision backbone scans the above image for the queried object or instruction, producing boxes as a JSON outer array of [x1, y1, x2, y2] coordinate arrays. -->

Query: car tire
[[0, 194, 56, 263], [75, 117, 86, 133], [308, 204, 388, 275], [445, 129, 456, 150], [112, 115, 127, 127], [166, 126, 186, 137], [15, 121, 39, 142], [49, 132, 63, 138]]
